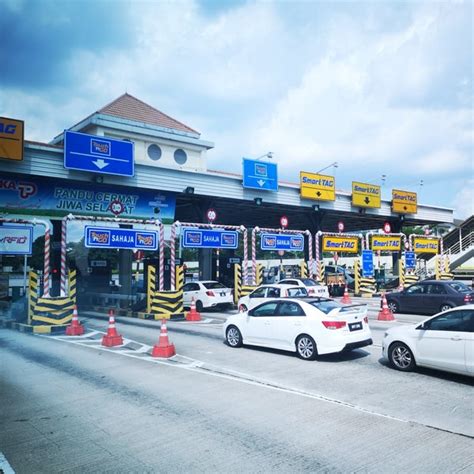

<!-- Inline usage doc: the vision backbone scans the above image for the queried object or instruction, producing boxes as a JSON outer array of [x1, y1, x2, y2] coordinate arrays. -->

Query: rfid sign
[[260, 233, 304, 252], [0, 225, 33, 255], [242, 158, 278, 191], [84, 226, 158, 250], [362, 250, 374, 277], [64, 131, 134, 177], [181, 228, 239, 249]]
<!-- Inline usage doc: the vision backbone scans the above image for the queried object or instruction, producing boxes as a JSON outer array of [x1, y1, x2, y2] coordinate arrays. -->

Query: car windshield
[[309, 300, 342, 314], [448, 282, 471, 293], [300, 279, 319, 287], [287, 287, 308, 297], [203, 282, 226, 289]]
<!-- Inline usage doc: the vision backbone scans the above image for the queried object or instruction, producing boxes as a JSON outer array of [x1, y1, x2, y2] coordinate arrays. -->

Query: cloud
[[452, 178, 474, 219]]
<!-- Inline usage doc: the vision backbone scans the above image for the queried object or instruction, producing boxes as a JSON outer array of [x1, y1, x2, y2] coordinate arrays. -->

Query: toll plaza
[[0, 94, 458, 331]]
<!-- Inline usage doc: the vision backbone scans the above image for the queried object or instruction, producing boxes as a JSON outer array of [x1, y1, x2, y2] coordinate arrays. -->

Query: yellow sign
[[322, 236, 359, 253], [413, 237, 439, 254], [0, 117, 24, 161], [352, 181, 381, 208], [371, 235, 401, 251], [300, 172, 335, 201], [392, 189, 417, 214]]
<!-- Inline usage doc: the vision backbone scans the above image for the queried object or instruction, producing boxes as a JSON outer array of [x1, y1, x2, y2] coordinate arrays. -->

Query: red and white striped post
[[170, 221, 177, 290], [60, 217, 68, 296], [251, 227, 258, 285], [242, 226, 248, 285], [43, 226, 51, 297]]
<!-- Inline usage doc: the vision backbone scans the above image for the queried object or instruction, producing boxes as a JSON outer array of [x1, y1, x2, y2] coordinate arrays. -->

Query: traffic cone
[[377, 293, 395, 321], [66, 305, 84, 336], [186, 297, 201, 321], [101, 309, 124, 347], [340, 285, 352, 304], [151, 319, 176, 358]]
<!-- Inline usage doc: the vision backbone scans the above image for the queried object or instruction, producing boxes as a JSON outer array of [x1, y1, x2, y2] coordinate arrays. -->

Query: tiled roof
[[98, 93, 199, 135]]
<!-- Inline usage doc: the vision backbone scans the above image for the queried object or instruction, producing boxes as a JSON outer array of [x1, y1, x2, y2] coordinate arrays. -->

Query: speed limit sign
[[383, 222, 391, 234], [206, 208, 217, 223], [280, 216, 288, 228]]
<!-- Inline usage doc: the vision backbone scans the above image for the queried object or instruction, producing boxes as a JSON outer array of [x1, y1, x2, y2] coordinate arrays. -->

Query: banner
[[413, 237, 439, 254], [0, 225, 33, 255], [370, 235, 401, 252], [0, 172, 176, 223], [300, 172, 335, 201], [392, 189, 417, 214], [352, 181, 381, 208], [322, 235, 359, 253], [85, 226, 158, 250], [260, 233, 304, 251]]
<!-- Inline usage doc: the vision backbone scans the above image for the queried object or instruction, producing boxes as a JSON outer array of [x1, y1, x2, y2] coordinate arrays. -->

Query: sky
[[1, 0, 472, 219]]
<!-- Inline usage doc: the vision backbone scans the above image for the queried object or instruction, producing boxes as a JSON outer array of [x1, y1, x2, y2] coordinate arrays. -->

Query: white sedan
[[382, 305, 473, 377], [277, 278, 329, 298], [237, 284, 308, 312], [182, 281, 233, 311], [224, 298, 372, 360]]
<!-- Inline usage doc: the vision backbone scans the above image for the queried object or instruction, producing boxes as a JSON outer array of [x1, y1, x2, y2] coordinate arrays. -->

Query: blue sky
[[1, 0, 472, 219]]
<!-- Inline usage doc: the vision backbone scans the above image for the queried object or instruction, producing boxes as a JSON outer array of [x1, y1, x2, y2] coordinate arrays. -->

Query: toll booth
[[163, 258, 182, 290], [218, 256, 241, 288], [88, 259, 112, 293]]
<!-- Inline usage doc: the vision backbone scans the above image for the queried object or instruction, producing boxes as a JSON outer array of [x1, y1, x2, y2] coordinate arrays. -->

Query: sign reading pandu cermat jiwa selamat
[[392, 189, 417, 214], [322, 235, 359, 253]]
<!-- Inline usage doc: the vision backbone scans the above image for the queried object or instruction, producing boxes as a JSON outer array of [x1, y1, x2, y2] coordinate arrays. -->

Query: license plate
[[349, 322, 362, 331], [220, 292, 226, 297]]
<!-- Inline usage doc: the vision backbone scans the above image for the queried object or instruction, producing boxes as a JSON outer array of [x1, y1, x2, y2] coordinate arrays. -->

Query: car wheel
[[226, 326, 242, 347], [195, 300, 204, 312], [239, 304, 248, 313], [440, 303, 452, 312], [387, 300, 399, 313], [388, 342, 416, 371], [296, 335, 317, 361]]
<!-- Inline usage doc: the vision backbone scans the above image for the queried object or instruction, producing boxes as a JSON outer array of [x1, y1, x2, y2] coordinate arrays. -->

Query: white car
[[238, 284, 308, 312], [277, 278, 329, 298], [382, 305, 474, 377], [224, 298, 372, 360], [182, 281, 233, 311]]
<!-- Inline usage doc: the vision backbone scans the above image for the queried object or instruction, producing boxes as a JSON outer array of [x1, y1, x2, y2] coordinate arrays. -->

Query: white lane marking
[[173, 318, 218, 325], [0, 451, 16, 474]]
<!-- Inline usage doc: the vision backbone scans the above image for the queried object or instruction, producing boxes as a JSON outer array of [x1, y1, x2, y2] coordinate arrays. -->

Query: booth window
[[174, 148, 187, 165], [148, 144, 162, 161]]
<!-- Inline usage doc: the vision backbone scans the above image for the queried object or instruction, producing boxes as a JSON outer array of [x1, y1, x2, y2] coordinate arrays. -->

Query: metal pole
[[23, 255, 27, 296]]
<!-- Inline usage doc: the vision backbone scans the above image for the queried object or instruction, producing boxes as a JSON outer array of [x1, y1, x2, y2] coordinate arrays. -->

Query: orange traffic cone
[[101, 309, 124, 347], [151, 319, 176, 358], [186, 297, 201, 321], [377, 293, 395, 321], [340, 285, 352, 304], [66, 305, 84, 336]]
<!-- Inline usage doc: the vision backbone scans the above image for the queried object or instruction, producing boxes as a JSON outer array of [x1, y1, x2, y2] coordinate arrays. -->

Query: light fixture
[[256, 152, 273, 161], [184, 186, 195, 194], [254, 197, 263, 206], [312, 204, 320, 212], [93, 176, 104, 184], [316, 161, 338, 174]]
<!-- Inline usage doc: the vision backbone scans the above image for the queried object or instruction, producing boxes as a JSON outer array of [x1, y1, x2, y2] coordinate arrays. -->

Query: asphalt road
[[1, 306, 473, 473]]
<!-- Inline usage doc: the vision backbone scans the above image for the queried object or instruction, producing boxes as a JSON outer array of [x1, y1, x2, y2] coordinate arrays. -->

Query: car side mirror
[[416, 323, 425, 330]]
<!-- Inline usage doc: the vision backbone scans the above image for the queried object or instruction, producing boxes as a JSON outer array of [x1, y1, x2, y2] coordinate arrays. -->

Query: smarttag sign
[[85, 226, 158, 250], [181, 228, 239, 249], [242, 158, 278, 191], [392, 189, 417, 214], [322, 236, 359, 253], [352, 181, 381, 208], [362, 250, 374, 277], [0, 225, 33, 255], [300, 172, 335, 201], [64, 131, 134, 177], [260, 233, 304, 252], [0, 117, 24, 161], [371, 235, 401, 252], [413, 237, 439, 254]]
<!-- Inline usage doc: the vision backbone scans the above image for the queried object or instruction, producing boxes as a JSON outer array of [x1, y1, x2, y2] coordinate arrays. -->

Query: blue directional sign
[[64, 130, 134, 177], [362, 250, 374, 277], [405, 251, 416, 270], [181, 228, 239, 249], [84, 226, 157, 250], [260, 233, 304, 251], [242, 158, 278, 191]]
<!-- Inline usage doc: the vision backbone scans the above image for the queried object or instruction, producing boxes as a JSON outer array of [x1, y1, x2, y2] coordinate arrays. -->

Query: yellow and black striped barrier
[[234, 263, 259, 303], [68, 269, 77, 304], [256, 264, 264, 286], [354, 260, 361, 296], [28, 270, 39, 325], [435, 255, 453, 280], [299, 261, 308, 279], [147, 265, 156, 314], [317, 260, 325, 283], [359, 277, 376, 298], [32, 296, 75, 325]]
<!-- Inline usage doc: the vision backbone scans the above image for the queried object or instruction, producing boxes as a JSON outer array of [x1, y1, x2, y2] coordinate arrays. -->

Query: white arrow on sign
[[93, 159, 109, 170], [257, 179, 266, 187]]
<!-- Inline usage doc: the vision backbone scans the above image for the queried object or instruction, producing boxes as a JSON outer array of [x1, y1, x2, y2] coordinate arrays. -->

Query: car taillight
[[364, 316, 368, 324], [206, 290, 215, 297], [464, 295, 472, 303], [308, 288, 315, 295], [322, 320, 346, 330]]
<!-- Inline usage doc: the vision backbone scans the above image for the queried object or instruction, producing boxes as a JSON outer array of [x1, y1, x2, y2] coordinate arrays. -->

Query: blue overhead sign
[[260, 233, 304, 251], [362, 250, 374, 277], [181, 228, 239, 249], [405, 251, 416, 270], [64, 130, 134, 177], [85, 226, 158, 250], [242, 158, 278, 191]]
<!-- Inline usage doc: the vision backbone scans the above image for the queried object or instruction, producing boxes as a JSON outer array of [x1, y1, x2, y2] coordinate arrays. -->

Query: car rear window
[[309, 300, 342, 314], [448, 282, 471, 293], [203, 282, 226, 289], [287, 287, 308, 297]]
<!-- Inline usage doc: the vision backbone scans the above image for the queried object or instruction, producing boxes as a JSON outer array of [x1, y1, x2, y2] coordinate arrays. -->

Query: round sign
[[280, 216, 288, 228], [109, 200, 124, 216], [206, 208, 217, 222], [278, 250, 285, 257], [337, 221, 344, 232], [424, 228, 430, 236], [383, 222, 391, 234]]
